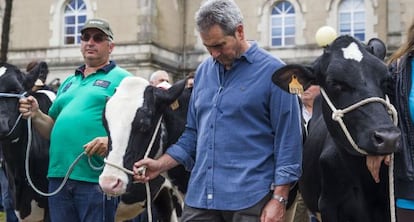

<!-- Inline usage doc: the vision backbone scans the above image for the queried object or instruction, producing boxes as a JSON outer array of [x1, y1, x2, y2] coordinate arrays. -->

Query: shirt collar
[[75, 60, 116, 76], [242, 41, 257, 64]]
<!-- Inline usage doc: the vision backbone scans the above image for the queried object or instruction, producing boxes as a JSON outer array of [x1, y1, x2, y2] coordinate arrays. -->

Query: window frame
[[270, 1, 296, 47], [63, 0, 87, 45], [338, 0, 366, 41]]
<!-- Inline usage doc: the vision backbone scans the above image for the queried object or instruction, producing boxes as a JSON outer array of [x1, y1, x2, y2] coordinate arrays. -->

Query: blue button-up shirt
[[166, 42, 302, 210]]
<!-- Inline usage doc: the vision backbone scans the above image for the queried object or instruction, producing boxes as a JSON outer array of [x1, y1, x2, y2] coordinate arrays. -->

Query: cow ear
[[154, 79, 186, 104], [366, 38, 386, 60], [23, 62, 48, 91], [272, 64, 316, 95]]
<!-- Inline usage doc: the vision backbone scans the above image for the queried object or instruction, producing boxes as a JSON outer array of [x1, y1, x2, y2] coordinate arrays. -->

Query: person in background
[[185, 71, 195, 89], [0, 145, 18, 222], [382, 19, 414, 222], [18, 18, 132, 222], [286, 85, 321, 222], [133, 1, 302, 222], [149, 70, 171, 89], [301, 85, 320, 135]]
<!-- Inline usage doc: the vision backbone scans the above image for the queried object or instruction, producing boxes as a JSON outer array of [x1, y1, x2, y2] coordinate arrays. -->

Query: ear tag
[[170, 100, 179, 110], [288, 75, 304, 95]]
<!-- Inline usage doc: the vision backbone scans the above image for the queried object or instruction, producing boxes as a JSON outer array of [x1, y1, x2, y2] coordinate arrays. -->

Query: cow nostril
[[372, 129, 401, 152], [112, 178, 121, 189], [373, 133, 384, 145]]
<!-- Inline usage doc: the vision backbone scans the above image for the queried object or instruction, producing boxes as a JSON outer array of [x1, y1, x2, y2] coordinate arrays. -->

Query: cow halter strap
[[103, 116, 163, 175], [319, 88, 398, 155], [0, 92, 28, 138]]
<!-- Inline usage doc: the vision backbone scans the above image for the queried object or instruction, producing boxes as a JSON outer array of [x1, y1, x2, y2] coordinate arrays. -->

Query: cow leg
[[153, 187, 179, 222], [115, 201, 145, 222], [319, 147, 350, 222]]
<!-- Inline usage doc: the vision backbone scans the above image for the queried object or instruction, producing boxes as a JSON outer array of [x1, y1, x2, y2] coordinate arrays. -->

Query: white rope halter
[[319, 88, 398, 155], [0, 92, 28, 137], [103, 116, 163, 222]]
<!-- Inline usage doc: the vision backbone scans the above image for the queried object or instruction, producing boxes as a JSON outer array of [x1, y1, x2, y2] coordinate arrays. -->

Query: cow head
[[0, 62, 48, 139], [99, 76, 186, 196], [272, 35, 400, 156]]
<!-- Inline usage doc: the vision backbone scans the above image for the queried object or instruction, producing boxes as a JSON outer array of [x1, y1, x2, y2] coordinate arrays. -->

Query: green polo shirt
[[48, 61, 132, 182]]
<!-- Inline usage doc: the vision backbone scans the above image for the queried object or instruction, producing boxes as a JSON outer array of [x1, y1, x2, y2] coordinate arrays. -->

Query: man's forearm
[[158, 154, 180, 173], [31, 110, 54, 139]]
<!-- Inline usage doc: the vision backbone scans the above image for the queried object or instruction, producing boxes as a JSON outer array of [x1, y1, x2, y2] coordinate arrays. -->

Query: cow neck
[[103, 116, 163, 222]]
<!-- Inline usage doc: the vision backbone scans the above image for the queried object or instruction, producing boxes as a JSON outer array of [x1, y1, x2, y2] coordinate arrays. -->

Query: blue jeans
[[49, 178, 118, 222], [0, 167, 18, 222]]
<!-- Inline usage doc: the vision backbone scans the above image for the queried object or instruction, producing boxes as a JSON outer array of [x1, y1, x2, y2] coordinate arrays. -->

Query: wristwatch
[[272, 194, 288, 206]]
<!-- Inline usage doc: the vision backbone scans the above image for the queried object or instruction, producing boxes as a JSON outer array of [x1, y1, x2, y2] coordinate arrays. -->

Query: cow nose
[[372, 128, 401, 153]]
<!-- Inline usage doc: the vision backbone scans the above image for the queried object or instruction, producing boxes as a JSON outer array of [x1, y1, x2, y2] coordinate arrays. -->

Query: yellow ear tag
[[289, 75, 304, 95], [170, 100, 180, 110]]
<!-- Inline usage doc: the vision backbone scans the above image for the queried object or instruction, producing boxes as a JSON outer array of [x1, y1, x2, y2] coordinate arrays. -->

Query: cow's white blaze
[[99, 76, 149, 194], [0, 66, 6, 78], [342, 42, 363, 62]]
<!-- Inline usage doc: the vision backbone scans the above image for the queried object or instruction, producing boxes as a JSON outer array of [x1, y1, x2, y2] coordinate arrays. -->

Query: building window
[[338, 0, 365, 41], [63, 0, 87, 45], [270, 1, 295, 47]]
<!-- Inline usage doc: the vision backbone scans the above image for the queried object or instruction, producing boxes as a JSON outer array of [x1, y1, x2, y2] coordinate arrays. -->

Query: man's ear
[[235, 24, 245, 40]]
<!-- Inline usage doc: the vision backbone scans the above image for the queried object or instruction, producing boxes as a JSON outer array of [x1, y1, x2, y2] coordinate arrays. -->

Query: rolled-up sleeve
[[271, 86, 303, 186]]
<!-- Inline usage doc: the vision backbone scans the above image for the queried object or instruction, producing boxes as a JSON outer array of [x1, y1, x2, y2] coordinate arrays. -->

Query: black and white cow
[[272, 36, 401, 222], [0, 62, 54, 221], [99, 76, 187, 222]]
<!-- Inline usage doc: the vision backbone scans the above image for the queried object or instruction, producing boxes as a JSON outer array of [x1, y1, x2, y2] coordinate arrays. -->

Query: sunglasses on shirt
[[80, 33, 110, 43]]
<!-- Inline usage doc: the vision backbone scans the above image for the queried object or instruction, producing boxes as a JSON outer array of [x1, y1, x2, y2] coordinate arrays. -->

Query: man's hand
[[19, 96, 40, 119], [83, 137, 108, 156], [133, 158, 162, 183], [260, 199, 286, 222], [133, 154, 179, 183]]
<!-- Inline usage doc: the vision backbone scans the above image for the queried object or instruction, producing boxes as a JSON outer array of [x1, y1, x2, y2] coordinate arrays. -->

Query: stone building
[[1, 0, 413, 83]]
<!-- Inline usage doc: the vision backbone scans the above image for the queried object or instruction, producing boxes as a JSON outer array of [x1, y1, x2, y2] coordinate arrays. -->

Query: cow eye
[[326, 79, 345, 92], [380, 76, 394, 95]]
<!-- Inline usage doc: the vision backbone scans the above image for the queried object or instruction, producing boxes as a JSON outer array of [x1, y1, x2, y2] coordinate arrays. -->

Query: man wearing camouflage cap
[[19, 18, 132, 222]]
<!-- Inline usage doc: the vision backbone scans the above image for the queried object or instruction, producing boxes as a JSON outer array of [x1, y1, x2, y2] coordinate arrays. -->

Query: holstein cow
[[99, 76, 187, 222], [0, 62, 54, 221], [272, 36, 401, 222]]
